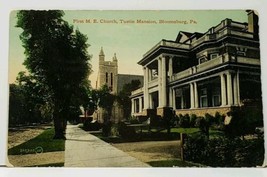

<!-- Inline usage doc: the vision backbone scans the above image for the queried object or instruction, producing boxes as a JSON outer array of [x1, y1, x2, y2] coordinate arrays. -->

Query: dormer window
[[237, 51, 246, 56], [236, 47, 247, 56], [199, 56, 208, 64], [210, 53, 219, 60]]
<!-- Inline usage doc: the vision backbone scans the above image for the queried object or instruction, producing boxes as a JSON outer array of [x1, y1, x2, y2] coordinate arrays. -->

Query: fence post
[[180, 133, 187, 161]]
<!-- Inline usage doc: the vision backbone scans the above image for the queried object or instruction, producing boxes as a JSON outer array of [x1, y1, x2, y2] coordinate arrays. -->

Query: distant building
[[131, 10, 261, 118], [93, 48, 143, 122]]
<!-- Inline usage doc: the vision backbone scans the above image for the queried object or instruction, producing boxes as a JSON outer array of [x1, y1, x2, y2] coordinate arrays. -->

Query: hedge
[[183, 134, 264, 167]]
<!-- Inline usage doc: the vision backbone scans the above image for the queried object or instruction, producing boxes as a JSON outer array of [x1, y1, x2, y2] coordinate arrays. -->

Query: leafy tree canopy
[[16, 10, 92, 138]]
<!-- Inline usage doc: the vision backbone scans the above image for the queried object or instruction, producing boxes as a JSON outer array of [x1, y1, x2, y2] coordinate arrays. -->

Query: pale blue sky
[[9, 10, 248, 87]]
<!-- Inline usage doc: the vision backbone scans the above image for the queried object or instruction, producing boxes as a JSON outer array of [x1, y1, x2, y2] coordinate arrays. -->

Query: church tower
[[96, 47, 118, 94]]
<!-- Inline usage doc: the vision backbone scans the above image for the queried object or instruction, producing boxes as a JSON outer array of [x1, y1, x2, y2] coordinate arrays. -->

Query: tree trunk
[[53, 105, 66, 139], [53, 117, 66, 139]]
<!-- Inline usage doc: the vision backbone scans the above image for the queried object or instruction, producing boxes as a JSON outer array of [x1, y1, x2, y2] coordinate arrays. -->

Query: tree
[[91, 85, 116, 122], [90, 85, 116, 136], [16, 10, 91, 139], [9, 84, 25, 126], [9, 71, 51, 126], [117, 80, 141, 119]]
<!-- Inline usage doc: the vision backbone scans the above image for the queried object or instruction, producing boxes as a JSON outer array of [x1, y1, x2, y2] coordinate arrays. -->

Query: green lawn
[[170, 127, 200, 134], [148, 159, 202, 167], [91, 126, 224, 143], [8, 128, 65, 155], [26, 162, 65, 167]]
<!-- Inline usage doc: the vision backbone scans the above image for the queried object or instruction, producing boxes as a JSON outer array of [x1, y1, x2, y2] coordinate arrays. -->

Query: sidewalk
[[64, 124, 150, 167]]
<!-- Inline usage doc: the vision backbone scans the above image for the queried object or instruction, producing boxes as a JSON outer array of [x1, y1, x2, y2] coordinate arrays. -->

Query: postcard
[[7, 10, 265, 168]]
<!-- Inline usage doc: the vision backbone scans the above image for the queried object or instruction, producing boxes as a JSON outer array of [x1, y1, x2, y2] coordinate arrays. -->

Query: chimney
[[246, 10, 259, 39]]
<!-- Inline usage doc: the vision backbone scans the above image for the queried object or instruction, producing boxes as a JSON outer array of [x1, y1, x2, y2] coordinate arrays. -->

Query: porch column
[[190, 83, 195, 109], [139, 97, 143, 112], [237, 70, 240, 105], [148, 68, 150, 82], [227, 72, 233, 106], [169, 56, 173, 77], [233, 71, 240, 105], [131, 99, 135, 114], [181, 92, 184, 109], [194, 82, 199, 108], [169, 88, 173, 107], [220, 73, 227, 106], [143, 67, 149, 109], [158, 58, 162, 107], [172, 88, 176, 110], [162, 56, 167, 107]]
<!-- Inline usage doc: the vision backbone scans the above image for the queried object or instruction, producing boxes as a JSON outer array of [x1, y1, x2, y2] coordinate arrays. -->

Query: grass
[[170, 127, 200, 134], [8, 128, 65, 155], [26, 162, 65, 167], [91, 126, 224, 143], [148, 159, 202, 167]]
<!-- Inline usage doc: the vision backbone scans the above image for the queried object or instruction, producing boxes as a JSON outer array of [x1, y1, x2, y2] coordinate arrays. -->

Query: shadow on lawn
[[92, 131, 181, 144]]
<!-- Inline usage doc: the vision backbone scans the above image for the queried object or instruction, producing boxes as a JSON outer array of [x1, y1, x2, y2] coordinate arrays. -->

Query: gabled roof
[[176, 31, 204, 44], [175, 31, 193, 43]]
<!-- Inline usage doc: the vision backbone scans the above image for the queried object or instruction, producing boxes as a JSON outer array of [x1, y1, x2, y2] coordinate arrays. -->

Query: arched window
[[110, 73, 113, 91], [106, 72, 108, 84]]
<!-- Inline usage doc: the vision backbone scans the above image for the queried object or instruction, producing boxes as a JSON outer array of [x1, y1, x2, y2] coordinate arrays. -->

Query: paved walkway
[[64, 124, 150, 167]]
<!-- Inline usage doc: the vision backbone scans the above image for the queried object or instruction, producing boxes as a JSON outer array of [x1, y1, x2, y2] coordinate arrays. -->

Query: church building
[[93, 47, 143, 122], [131, 10, 261, 119]]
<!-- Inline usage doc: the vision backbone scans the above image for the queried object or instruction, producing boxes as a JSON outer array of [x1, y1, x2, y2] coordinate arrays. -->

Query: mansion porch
[[131, 53, 261, 117], [131, 13, 261, 118]]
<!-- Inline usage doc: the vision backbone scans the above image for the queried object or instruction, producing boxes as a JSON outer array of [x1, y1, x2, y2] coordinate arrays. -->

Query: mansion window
[[135, 99, 140, 113], [236, 47, 247, 56], [237, 51, 246, 56], [210, 53, 219, 60], [213, 95, 221, 106], [212, 88, 221, 107], [200, 88, 208, 107], [151, 69, 158, 80], [199, 57, 208, 64]]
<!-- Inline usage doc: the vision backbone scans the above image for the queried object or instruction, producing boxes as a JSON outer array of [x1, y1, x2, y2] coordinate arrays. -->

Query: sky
[[9, 10, 248, 88]]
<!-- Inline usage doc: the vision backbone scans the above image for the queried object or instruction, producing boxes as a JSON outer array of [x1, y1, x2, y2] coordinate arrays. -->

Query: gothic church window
[[110, 73, 113, 91], [106, 72, 108, 84]]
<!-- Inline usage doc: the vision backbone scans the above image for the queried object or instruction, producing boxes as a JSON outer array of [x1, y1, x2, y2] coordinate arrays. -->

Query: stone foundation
[[175, 106, 233, 117], [157, 107, 174, 117]]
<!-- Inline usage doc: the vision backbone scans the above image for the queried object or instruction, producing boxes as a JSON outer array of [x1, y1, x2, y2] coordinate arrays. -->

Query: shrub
[[172, 115, 181, 127], [129, 116, 139, 124], [117, 121, 136, 138], [183, 133, 208, 162], [183, 135, 264, 167], [83, 118, 101, 131], [213, 112, 225, 130], [195, 116, 204, 128], [189, 114, 197, 127], [224, 107, 263, 138], [102, 121, 112, 137], [110, 124, 119, 137], [197, 113, 213, 138], [179, 114, 190, 128]]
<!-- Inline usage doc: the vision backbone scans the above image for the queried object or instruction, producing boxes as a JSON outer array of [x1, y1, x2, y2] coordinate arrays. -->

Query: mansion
[[131, 10, 261, 118]]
